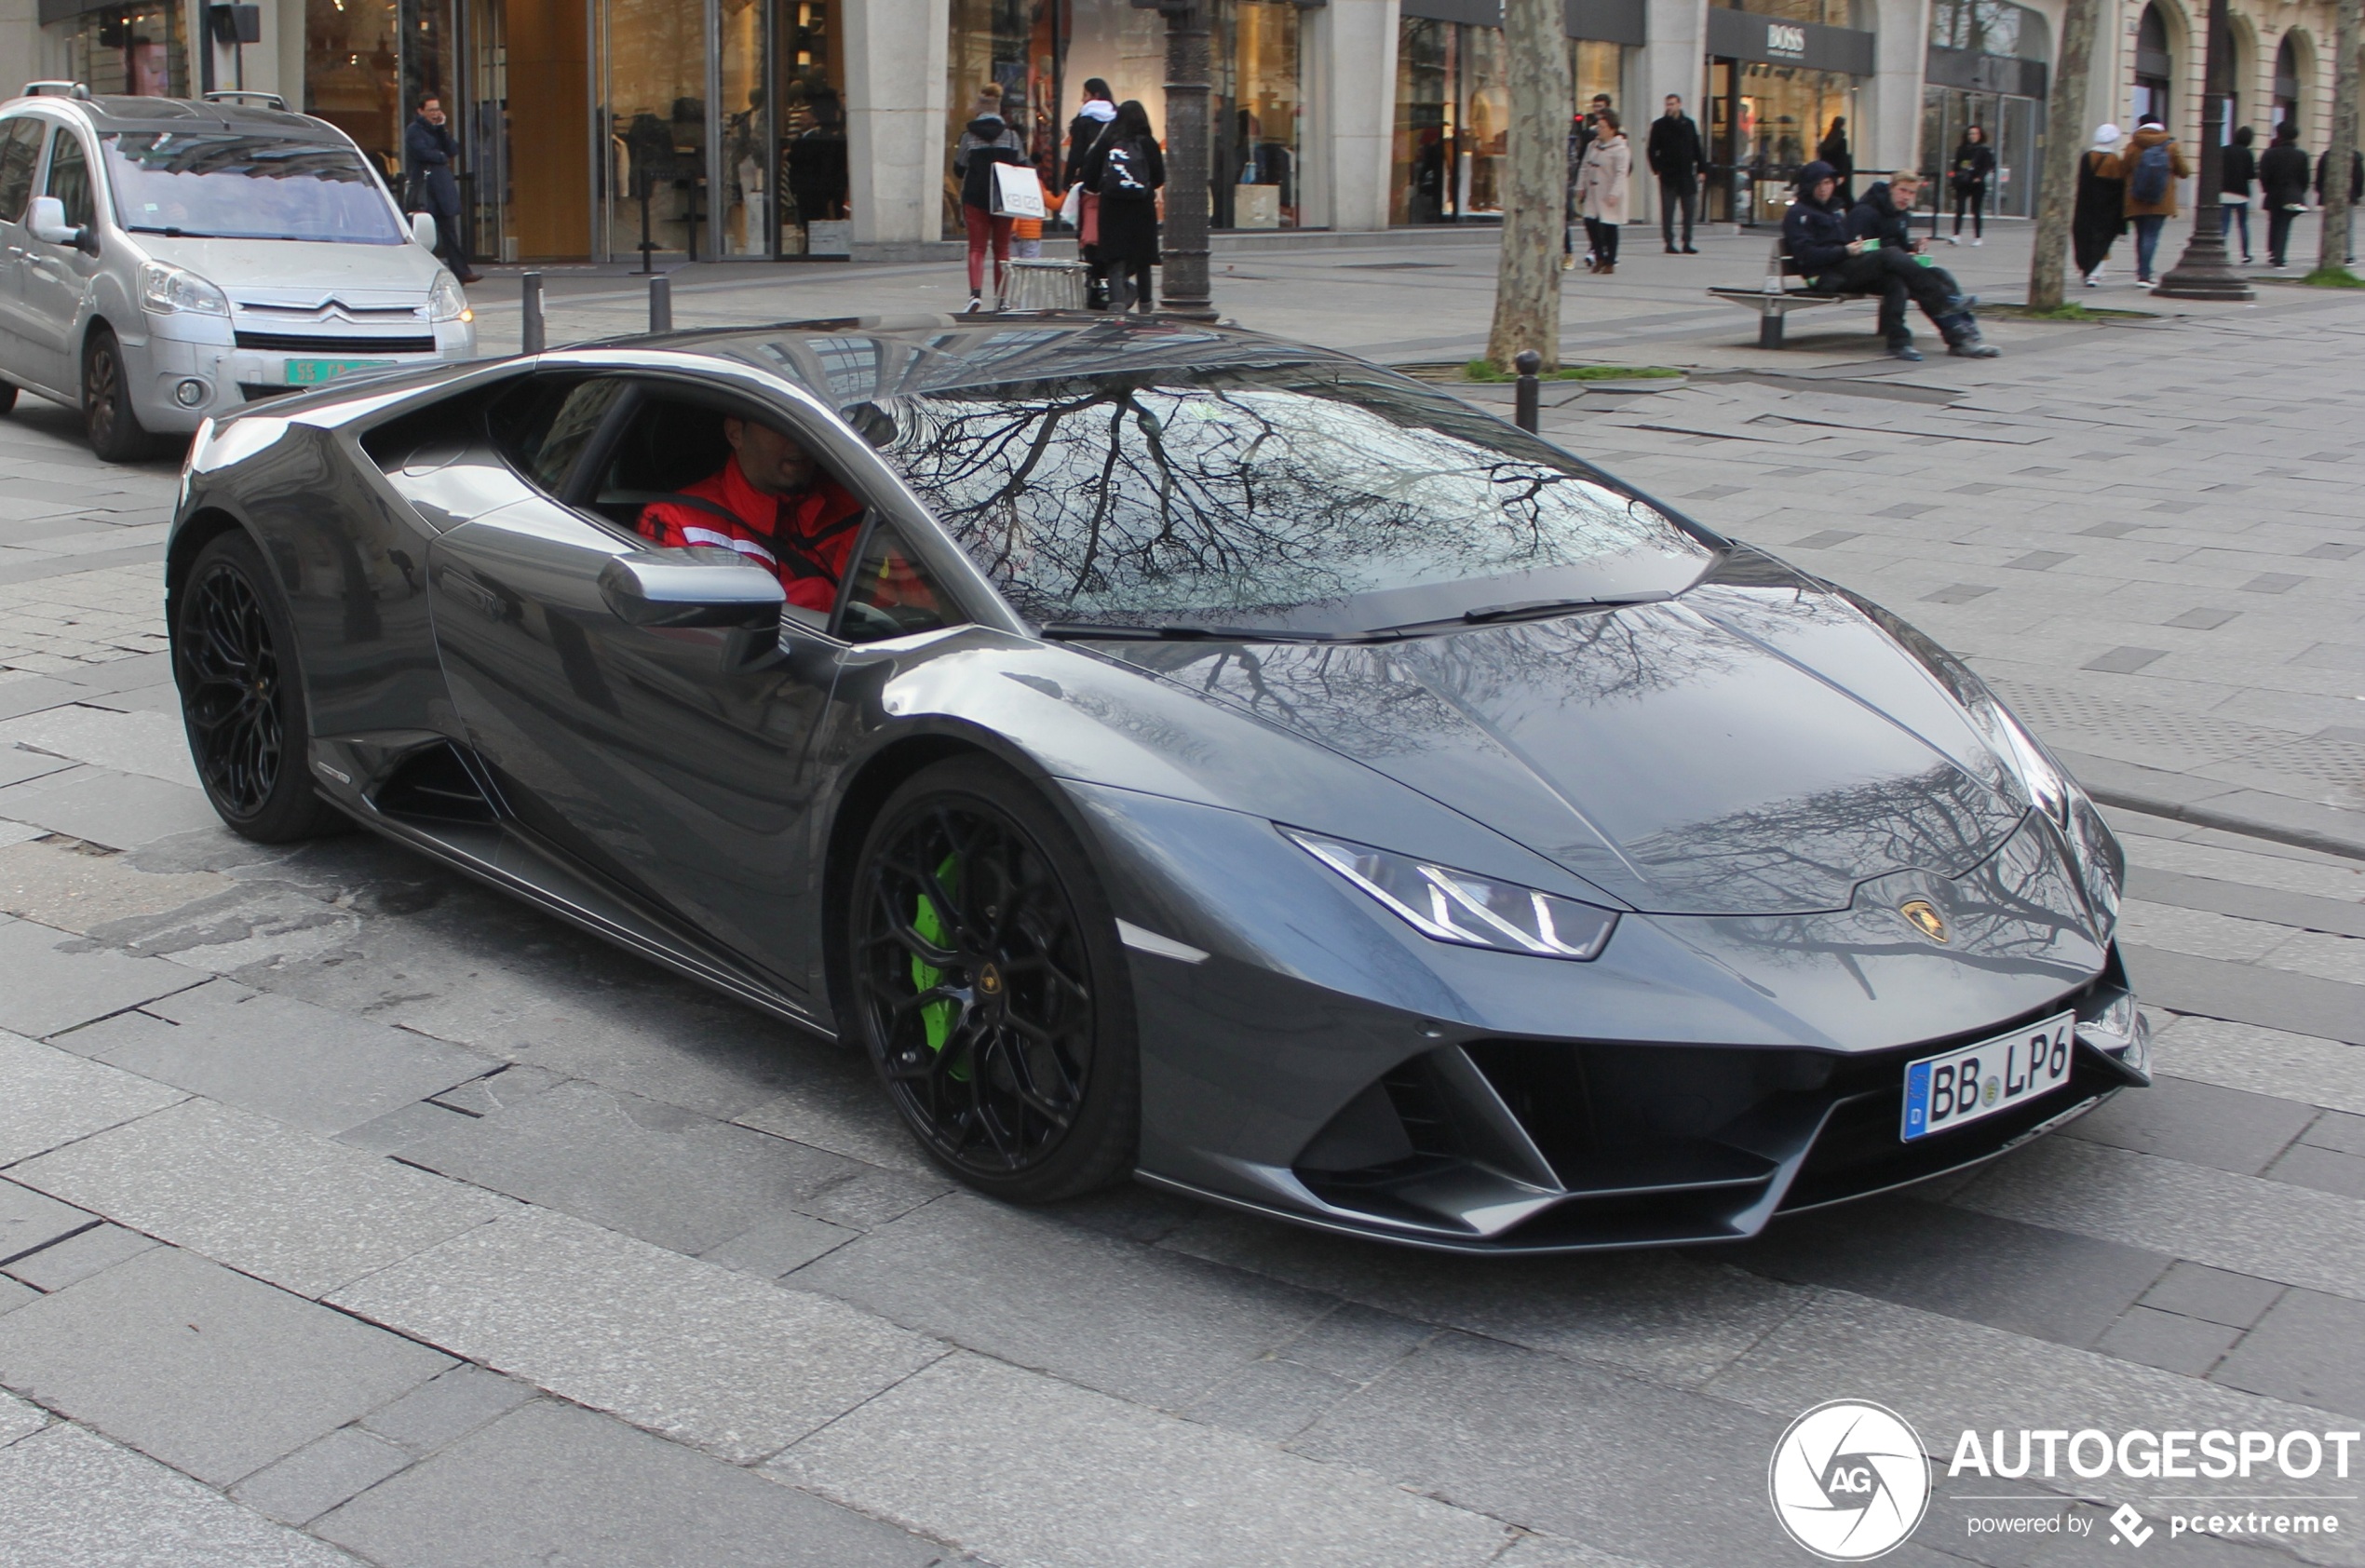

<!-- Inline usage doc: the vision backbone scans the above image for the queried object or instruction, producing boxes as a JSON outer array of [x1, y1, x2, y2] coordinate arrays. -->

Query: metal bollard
[[649, 275, 672, 335], [1513, 349, 1541, 433], [520, 272, 545, 355]]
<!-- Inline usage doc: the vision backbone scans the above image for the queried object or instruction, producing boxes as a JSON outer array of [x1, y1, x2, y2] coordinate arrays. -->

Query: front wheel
[[172, 531, 344, 843], [847, 757, 1139, 1202], [83, 326, 155, 463], [0, 380, 18, 416]]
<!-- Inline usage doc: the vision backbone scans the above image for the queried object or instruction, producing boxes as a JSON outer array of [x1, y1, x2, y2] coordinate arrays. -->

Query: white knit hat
[[2093, 123, 2121, 144]]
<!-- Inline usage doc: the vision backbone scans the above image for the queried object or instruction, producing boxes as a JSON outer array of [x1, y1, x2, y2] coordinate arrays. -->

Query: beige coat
[[1576, 133, 1631, 223]]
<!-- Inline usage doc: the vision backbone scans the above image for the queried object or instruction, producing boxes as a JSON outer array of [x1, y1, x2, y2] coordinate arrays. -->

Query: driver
[[638, 417, 866, 614]]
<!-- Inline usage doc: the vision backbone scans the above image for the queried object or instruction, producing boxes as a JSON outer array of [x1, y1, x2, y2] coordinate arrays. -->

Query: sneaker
[[1944, 235, 1960, 246], [1971, 237, 1983, 247], [1887, 342, 1925, 361], [1949, 339, 2001, 358], [965, 294, 983, 313], [2084, 274, 2101, 287], [1561, 254, 1576, 271], [1683, 246, 1700, 254]]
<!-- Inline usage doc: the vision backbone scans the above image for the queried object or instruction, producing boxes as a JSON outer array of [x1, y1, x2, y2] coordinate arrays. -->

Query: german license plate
[[283, 358, 393, 385], [1900, 1011, 2074, 1142]]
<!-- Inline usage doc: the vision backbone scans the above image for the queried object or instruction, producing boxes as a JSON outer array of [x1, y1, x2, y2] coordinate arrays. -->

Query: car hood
[[1100, 556, 2030, 917], [129, 234, 440, 298]]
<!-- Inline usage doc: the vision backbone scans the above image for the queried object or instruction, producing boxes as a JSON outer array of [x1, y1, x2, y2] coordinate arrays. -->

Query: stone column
[[1862, 0, 1933, 174], [1639, 0, 1707, 223], [845, 0, 952, 248], [1318, 0, 1399, 231]]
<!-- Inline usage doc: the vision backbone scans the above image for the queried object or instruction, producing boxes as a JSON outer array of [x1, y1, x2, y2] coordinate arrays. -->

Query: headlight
[[138, 260, 229, 317], [1285, 829, 1618, 960], [427, 272, 471, 323]]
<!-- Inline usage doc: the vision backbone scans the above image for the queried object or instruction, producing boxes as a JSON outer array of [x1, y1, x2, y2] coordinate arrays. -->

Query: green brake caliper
[[910, 853, 970, 1080]]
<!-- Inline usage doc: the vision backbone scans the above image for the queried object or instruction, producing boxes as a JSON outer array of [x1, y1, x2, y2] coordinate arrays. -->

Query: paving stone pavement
[[0, 250, 2360, 1568]]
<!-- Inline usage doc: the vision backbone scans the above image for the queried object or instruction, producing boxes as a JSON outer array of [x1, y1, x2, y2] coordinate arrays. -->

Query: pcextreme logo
[[1769, 1400, 1932, 1561]]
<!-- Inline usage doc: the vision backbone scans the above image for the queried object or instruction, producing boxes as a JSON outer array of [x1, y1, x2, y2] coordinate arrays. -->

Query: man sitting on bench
[[1782, 160, 1998, 361]]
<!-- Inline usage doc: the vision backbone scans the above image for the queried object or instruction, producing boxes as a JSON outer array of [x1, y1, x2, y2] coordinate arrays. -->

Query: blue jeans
[[2132, 213, 2167, 278], [2219, 201, 2251, 259]]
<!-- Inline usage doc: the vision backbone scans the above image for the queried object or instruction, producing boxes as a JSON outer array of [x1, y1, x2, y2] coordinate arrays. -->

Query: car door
[[426, 372, 959, 993], [0, 116, 51, 389], [18, 124, 100, 394]]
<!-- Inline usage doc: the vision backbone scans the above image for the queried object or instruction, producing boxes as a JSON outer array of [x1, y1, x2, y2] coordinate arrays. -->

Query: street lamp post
[[1137, 0, 1217, 320], [2155, 0, 2255, 298]]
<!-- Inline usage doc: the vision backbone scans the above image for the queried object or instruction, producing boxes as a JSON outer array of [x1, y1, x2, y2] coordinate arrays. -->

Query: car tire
[[847, 756, 1140, 1203], [82, 325, 155, 463], [0, 380, 17, 416], [172, 530, 345, 843]]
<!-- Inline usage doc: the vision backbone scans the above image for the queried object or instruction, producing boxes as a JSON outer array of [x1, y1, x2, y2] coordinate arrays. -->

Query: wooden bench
[[1707, 239, 1882, 348]]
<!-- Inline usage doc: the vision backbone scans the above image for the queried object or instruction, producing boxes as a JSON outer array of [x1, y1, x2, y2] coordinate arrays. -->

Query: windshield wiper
[[1037, 622, 1340, 643], [1372, 589, 1675, 636], [127, 224, 231, 237]]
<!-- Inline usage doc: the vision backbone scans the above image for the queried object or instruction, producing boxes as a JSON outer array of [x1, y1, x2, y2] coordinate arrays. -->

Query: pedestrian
[[1575, 110, 1630, 274], [403, 95, 479, 284], [1945, 125, 1995, 245], [2257, 119, 2310, 270], [2217, 124, 2257, 264], [1818, 116, 1854, 207], [2072, 124, 2127, 285], [1085, 99, 1164, 313], [1564, 94, 1612, 270], [1063, 78, 1116, 307], [1784, 160, 1998, 358], [2120, 118, 2190, 283], [1845, 172, 1976, 360], [2315, 142, 2363, 265], [1010, 213, 1043, 260], [1648, 93, 1705, 254], [953, 83, 1028, 312]]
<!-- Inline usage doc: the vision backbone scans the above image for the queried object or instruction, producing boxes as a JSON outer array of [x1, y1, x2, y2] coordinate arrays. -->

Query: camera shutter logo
[[1768, 1400, 1931, 1561]]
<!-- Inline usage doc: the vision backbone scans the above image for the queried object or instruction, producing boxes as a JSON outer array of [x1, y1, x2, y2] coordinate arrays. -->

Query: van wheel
[[83, 327, 154, 463]]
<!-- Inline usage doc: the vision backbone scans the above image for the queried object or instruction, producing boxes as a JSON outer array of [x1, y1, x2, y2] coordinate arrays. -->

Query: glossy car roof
[[602, 315, 1368, 412]]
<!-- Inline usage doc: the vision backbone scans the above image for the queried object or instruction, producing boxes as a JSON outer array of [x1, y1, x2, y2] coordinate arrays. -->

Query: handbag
[[1078, 189, 1100, 248], [990, 163, 1047, 220]]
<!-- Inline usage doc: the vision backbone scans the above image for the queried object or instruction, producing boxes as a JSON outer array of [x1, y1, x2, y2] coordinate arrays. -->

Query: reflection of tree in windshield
[[104, 135, 401, 243], [882, 369, 1705, 626]]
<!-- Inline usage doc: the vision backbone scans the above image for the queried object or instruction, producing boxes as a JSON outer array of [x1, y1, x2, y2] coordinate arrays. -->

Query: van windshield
[[102, 132, 403, 244]]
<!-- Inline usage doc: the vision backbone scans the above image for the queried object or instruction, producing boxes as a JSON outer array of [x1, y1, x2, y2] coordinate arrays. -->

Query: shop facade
[[2, 0, 2346, 260]]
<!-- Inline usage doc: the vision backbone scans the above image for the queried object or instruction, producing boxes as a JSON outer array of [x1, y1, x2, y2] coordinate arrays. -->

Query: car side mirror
[[26, 195, 91, 252], [599, 548, 783, 629], [409, 211, 439, 251]]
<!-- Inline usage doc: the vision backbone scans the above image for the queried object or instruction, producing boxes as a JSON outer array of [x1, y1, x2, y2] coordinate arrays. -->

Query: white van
[[0, 85, 474, 460]]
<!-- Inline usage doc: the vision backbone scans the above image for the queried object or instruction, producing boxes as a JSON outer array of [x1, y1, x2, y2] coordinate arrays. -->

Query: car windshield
[[872, 364, 1716, 636], [102, 132, 402, 244]]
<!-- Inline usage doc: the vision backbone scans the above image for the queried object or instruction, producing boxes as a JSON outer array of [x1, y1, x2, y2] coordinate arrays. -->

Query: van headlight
[[428, 272, 471, 324], [138, 261, 229, 317]]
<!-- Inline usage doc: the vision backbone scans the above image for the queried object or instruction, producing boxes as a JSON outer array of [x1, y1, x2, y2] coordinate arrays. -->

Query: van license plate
[[283, 358, 393, 385], [1900, 1011, 2075, 1142]]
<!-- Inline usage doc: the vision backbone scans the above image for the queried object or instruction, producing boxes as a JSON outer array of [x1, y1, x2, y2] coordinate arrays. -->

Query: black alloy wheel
[[848, 758, 1138, 1202], [83, 326, 153, 463], [173, 532, 343, 843]]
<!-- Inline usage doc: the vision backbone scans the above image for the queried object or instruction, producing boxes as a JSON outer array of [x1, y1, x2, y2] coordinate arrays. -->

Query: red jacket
[[637, 459, 866, 614]]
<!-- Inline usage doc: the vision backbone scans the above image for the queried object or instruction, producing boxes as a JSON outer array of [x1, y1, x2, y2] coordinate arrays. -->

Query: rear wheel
[[83, 326, 154, 463], [0, 380, 18, 416], [172, 531, 343, 843], [847, 757, 1139, 1202]]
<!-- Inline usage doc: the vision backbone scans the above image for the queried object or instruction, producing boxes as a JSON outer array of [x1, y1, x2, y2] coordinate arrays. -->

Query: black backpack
[[1101, 141, 1155, 204], [2130, 142, 2173, 205]]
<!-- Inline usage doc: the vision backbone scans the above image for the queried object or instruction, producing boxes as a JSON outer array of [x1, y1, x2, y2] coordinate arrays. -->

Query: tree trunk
[[2319, 0, 2361, 276], [1485, 0, 1572, 371], [2028, 0, 2101, 308]]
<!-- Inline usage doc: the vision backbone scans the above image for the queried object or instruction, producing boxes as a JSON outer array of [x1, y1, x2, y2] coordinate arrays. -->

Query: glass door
[[601, 0, 709, 261], [466, 0, 512, 261]]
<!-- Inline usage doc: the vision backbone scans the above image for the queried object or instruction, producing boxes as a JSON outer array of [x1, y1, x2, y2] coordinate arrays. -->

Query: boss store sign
[[1705, 6, 1876, 74]]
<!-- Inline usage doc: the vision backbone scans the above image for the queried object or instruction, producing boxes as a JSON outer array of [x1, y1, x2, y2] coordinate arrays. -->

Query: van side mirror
[[26, 195, 91, 252], [410, 211, 439, 250]]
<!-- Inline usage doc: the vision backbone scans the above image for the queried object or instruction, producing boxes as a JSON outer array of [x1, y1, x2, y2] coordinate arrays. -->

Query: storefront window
[[61, 5, 185, 97], [1733, 62, 1855, 219], [718, 0, 847, 255], [943, 0, 1304, 238], [603, 0, 708, 261], [1389, 17, 1504, 223], [1716, 0, 1851, 30], [306, 0, 403, 180]]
